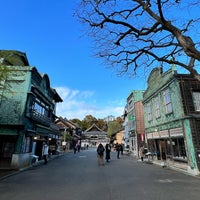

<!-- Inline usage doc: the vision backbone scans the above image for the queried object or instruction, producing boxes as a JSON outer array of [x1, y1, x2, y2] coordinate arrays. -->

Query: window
[[163, 88, 172, 114], [128, 100, 133, 109], [192, 91, 200, 111], [31, 98, 50, 118], [172, 138, 187, 159], [155, 96, 160, 118], [147, 102, 152, 121]]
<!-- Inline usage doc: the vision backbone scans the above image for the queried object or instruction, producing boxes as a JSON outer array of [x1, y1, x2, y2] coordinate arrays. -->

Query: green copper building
[[0, 50, 62, 169], [143, 67, 200, 175]]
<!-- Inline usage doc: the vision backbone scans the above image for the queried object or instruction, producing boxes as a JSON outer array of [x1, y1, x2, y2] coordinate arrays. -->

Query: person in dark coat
[[97, 143, 105, 166], [105, 143, 111, 162], [116, 143, 121, 159]]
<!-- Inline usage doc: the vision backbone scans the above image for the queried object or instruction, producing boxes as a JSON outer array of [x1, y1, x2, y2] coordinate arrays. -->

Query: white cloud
[[54, 86, 124, 120]]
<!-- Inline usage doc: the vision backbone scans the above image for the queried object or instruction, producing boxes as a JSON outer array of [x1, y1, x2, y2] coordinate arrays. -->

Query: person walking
[[139, 146, 144, 162], [120, 143, 124, 155], [42, 142, 49, 164], [105, 143, 111, 162], [97, 143, 105, 166], [116, 143, 121, 159]]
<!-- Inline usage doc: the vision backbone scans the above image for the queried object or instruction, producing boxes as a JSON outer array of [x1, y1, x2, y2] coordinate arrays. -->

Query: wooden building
[[82, 123, 109, 147], [0, 50, 62, 169]]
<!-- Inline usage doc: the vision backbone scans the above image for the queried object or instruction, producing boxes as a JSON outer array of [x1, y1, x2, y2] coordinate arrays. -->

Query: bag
[[97, 146, 104, 155]]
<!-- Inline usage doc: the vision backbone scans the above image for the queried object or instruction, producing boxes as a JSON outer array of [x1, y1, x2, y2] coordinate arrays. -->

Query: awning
[[36, 124, 52, 136], [0, 126, 22, 135]]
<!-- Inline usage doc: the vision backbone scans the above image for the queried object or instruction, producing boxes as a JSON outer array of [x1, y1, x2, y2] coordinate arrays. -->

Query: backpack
[[97, 146, 104, 155]]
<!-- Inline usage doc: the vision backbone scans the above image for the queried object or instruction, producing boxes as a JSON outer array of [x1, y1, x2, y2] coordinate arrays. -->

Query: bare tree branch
[[76, 0, 200, 79]]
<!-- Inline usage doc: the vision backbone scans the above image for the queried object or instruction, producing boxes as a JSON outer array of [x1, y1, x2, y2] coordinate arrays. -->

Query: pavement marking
[[79, 155, 86, 158], [157, 179, 173, 183]]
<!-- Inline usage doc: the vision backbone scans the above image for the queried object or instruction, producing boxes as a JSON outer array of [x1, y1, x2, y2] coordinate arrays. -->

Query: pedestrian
[[74, 143, 78, 154], [105, 143, 111, 162], [97, 143, 105, 166], [42, 142, 49, 164], [139, 146, 144, 162], [120, 143, 124, 155], [116, 143, 121, 159]]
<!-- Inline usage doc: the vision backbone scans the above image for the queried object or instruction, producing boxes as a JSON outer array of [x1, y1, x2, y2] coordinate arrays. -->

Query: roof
[[55, 117, 79, 130], [0, 50, 29, 66], [84, 123, 104, 132], [83, 123, 107, 136]]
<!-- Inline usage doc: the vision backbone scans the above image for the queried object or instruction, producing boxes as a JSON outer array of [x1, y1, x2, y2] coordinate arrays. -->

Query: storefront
[[146, 127, 187, 164]]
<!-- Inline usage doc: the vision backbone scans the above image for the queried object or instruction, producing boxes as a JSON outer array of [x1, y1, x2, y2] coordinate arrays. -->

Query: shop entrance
[[159, 140, 166, 160]]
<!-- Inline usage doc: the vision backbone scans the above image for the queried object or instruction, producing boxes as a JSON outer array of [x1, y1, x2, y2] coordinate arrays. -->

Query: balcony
[[28, 110, 51, 126]]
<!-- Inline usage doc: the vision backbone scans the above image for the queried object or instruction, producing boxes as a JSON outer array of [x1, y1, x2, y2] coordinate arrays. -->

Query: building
[[104, 115, 115, 123], [55, 117, 81, 151], [110, 129, 125, 146], [0, 50, 62, 169], [143, 66, 200, 175], [82, 123, 109, 147], [124, 90, 145, 157]]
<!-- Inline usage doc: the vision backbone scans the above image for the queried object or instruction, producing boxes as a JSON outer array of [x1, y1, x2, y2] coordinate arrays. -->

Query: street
[[1, 148, 200, 200]]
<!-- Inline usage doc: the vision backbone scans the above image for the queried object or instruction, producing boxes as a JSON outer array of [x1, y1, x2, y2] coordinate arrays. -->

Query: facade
[[110, 129, 125, 146], [104, 115, 115, 123], [55, 117, 81, 151], [143, 66, 200, 175], [82, 123, 109, 147], [0, 50, 62, 169], [124, 90, 145, 157]]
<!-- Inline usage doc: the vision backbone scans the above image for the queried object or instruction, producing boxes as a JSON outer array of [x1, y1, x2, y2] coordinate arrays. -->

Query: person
[[105, 143, 111, 162], [97, 143, 105, 166], [139, 146, 144, 162], [42, 142, 49, 164], [120, 143, 124, 155], [74, 143, 78, 154], [116, 143, 121, 159]]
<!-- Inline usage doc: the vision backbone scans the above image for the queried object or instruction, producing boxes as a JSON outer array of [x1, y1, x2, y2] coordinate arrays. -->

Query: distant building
[[0, 50, 62, 169], [82, 123, 109, 147], [110, 129, 125, 146], [55, 117, 81, 150], [123, 90, 145, 157], [104, 115, 115, 123]]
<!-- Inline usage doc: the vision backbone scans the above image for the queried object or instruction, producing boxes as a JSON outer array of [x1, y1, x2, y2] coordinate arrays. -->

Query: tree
[[96, 118, 108, 131], [76, 0, 200, 80], [81, 115, 98, 130], [0, 65, 10, 100], [116, 116, 123, 124], [70, 118, 82, 127], [107, 120, 123, 137]]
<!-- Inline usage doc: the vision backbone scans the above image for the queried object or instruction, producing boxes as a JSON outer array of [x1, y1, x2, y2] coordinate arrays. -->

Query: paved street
[[1, 148, 200, 200]]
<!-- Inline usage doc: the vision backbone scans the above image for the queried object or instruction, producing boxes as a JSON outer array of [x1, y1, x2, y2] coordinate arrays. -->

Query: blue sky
[[0, 0, 169, 120], [0, 0, 148, 120]]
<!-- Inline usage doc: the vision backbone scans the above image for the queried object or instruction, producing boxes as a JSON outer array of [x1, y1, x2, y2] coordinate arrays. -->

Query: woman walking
[[97, 143, 105, 166], [105, 143, 111, 162]]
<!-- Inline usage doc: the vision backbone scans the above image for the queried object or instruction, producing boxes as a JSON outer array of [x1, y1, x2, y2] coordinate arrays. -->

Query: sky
[[0, 0, 153, 120]]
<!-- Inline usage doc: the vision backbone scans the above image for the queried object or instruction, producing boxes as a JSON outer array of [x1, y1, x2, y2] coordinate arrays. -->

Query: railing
[[30, 110, 51, 126]]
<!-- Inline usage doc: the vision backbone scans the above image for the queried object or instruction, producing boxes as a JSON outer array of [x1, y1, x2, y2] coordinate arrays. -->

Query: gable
[[85, 123, 104, 133]]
